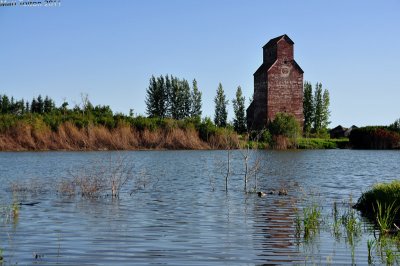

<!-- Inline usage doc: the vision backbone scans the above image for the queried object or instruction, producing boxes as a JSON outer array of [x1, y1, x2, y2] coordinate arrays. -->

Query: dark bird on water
[[19, 202, 40, 206], [257, 191, 266, 197]]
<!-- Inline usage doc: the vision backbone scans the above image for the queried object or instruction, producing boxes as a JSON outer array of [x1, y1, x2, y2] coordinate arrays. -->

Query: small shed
[[330, 125, 347, 139]]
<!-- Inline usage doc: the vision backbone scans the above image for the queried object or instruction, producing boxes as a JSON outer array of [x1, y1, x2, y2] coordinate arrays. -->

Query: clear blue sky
[[0, 0, 399, 127]]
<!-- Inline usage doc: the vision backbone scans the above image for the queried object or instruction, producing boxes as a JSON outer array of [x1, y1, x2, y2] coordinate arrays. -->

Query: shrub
[[198, 117, 217, 142], [268, 112, 301, 139], [349, 127, 400, 149]]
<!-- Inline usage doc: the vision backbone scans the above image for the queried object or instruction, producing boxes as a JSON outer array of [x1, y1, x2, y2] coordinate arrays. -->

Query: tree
[[44, 96, 55, 113], [167, 76, 192, 120], [389, 118, 400, 132], [1, 95, 10, 114], [145, 75, 168, 118], [232, 86, 246, 133], [180, 79, 191, 119], [37, 95, 44, 114], [169, 76, 181, 119], [190, 79, 202, 119], [165, 75, 172, 117], [214, 83, 228, 127], [156, 75, 168, 118], [303, 81, 314, 135], [313, 83, 323, 133], [321, 89, 330, 130], [25, 101, 30, 113]]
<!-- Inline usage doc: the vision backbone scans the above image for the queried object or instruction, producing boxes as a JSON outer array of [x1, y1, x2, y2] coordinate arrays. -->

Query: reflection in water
[[253, 190, 303, 264]]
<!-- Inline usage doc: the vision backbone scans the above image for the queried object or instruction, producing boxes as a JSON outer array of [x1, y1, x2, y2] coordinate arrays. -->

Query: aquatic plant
[[341, 203, 362, 246], [367, 239, 375, 264], [302, 203, 322, 239], [12, 202, 19, 218], [374, 201, 399, 234]]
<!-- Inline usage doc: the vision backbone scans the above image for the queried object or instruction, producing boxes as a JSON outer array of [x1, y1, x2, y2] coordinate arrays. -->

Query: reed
[[302, 203, 321, 239], [367, 239, 375, 264], [374, 201, 399, 234]]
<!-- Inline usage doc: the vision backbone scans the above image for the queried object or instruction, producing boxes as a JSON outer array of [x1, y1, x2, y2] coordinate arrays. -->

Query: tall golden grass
[[0, 122, 237, 151]]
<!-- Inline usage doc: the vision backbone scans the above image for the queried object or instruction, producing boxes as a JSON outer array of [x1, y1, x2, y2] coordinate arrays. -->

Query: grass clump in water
[[374, 201, 399, 234], [354, 180, 400, 231], [295, 203, 322, 240]]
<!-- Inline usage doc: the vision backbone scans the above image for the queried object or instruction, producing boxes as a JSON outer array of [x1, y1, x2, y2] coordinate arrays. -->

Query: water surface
[[0, 150, 399, 265]]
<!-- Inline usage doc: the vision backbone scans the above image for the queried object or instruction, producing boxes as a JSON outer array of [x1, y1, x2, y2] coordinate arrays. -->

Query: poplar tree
[[321, 89, 330, 129], [190, 79, 202, 119], [232, 86, 246, 133], [313, 83, 323, 133], [145, 75, 158, 117], [156, 75, 168, 118], [169, 76, 179, 119], [303, 82, 314, 134], [214, 83, 228, 127], [145, 75, 168, 118], [37, 95, 44, 114], [44, 96, 55, 113], [180, 79, 191, 119], [165, 75, 172, 117]]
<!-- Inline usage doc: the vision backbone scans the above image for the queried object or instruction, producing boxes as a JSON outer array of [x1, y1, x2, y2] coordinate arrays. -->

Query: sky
[[0, 0, 399, 127]]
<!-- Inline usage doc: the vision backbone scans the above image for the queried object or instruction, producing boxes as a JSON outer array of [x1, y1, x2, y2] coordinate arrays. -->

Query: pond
[[0, 150, 399, 265]]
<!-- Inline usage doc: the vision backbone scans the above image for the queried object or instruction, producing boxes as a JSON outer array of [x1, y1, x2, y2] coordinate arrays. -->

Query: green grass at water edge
[[355, 180, 400, 227], [297, 137, 349, 149]]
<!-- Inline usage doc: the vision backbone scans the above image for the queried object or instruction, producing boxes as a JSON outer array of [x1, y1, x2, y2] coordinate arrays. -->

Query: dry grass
[[0, 121, 243, 151], [57, 180, 76, 196]]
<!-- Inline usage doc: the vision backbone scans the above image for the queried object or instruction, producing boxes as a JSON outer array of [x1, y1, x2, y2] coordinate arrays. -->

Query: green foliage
[[303, 81, 314, 134], [303, 82, 330, 135], [0, 114, 18, 132], [313, 82, 323, 133], [198, 117, 217, 141], [374, 201, 399, 234], [232, 86, 247, 133], [301, 203, 322, 239], [214, 83, 228, 127], [268, 112, 301, 139], [145, 75, 168, 118], [131, 116, 159, 131], [322, 89, 331, 129], [190, 79, 202, 119], [164, 75, 200, 120], [389, 118, 400, 133], [349, 126, 400, 149], [341, 205, 362, 245]]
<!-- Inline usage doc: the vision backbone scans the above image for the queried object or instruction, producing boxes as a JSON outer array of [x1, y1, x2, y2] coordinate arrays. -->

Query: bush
[[268, 112, 301, 139], [198, 117, 217, 142], [131, 116, 158, 131], [349, 127, 400, 149]]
